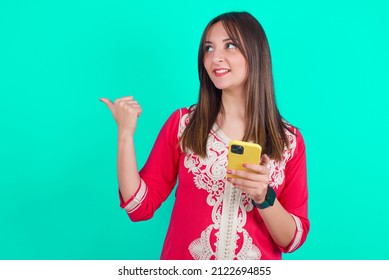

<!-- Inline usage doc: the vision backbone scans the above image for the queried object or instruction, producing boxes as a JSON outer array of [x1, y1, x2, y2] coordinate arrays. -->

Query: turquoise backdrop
[[1, 0, 388, 259]]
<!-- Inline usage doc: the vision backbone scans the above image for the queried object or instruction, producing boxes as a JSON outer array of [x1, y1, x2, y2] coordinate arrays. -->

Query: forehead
[[205, 21, 229, 41]]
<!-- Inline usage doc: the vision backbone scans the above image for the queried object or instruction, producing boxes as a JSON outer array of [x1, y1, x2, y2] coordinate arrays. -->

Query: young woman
[[100, 11, 309, 260]]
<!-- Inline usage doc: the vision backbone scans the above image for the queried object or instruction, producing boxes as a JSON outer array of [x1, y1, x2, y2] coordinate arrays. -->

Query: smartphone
[[227, 140, 262, 178]]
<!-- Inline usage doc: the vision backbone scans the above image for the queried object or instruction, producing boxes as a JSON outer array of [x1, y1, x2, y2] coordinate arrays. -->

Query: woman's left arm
[[227, 130, 309, 250], [256, 197, 297, 248]]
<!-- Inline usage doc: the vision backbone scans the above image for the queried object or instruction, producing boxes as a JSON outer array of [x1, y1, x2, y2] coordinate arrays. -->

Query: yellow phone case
[[227, 140, 262, 178]]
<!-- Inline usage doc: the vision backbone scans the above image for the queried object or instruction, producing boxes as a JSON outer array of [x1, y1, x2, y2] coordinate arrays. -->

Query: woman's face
[[203, 21, 247, 94]]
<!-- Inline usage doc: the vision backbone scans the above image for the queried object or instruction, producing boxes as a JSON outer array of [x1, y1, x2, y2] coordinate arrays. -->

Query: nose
[[211, 49, 224, 63]]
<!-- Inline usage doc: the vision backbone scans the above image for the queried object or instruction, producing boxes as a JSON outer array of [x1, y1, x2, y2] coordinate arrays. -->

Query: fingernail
[[99, 98, 103, 102], [242, 164, 247, 167], [227, 170, 232, 174], [227, 178, 232, 181]]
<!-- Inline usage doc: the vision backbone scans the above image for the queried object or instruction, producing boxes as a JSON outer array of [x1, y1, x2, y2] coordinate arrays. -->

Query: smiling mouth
[[213, 69, 231, 76]]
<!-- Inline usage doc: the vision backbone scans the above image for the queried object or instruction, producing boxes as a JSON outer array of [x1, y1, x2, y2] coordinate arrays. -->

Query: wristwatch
[[252, 186, 276, 209]]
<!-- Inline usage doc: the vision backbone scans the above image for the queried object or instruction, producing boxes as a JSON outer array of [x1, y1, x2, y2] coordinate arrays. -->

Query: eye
[[205, 45, 214, 52], [226, 42, 237, 49]]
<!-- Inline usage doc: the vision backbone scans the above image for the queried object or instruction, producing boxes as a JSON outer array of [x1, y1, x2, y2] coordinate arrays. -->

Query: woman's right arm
[[100, 96, 142, 202]]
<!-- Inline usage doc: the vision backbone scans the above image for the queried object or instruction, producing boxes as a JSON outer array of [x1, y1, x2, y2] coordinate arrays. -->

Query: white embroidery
[[188, 224, 214, 260], [267, 128, 297, 189], [237, 230, 262, 260], [179, 109, 297, 259], [184, 134, 227, 207], [288, 214, 303, 252], [123, 179, 147, 213]]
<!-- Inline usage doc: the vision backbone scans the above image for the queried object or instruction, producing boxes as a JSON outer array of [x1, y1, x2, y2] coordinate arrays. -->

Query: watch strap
[[252, 186, 276, 209]]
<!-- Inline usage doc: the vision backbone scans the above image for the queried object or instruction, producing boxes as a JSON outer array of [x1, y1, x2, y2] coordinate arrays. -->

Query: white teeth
[[215, 69, 229, 74]]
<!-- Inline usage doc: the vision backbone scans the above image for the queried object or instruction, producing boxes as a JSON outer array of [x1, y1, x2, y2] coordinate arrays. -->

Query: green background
[[1, 0, 388, 260]]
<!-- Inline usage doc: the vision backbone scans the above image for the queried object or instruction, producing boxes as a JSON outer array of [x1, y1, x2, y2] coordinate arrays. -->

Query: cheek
[[236, 58, 247, 77], [203, 62, 214, 79], [203, 56, 211, 72]]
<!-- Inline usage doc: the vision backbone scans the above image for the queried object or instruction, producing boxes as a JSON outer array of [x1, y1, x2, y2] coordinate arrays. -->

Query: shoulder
[[178, 105, 197, 136], [282, 123, 306, 161], [268, 124, 306, 189], [164, 106, 195, 138], [164, 106, 190, 123], [283, 122, 305, 145], [282, 123, 305, 162], [168, 105, 195, 119], [177, 105, 196, 118]]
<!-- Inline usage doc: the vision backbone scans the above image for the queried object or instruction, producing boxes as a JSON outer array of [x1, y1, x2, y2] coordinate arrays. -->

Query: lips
[[213, 68, 231, 77]]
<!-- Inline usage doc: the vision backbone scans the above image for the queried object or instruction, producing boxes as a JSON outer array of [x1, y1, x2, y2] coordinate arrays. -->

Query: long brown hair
[[181, 11, 292, 161]]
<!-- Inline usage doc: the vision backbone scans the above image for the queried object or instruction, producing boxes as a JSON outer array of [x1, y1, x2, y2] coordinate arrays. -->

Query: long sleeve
[[120, 109, 182, 221], [278, 128, 310, 253]]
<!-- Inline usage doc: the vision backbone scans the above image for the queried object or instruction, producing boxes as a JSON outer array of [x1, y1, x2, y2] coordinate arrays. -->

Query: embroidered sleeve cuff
[[119, 179, 148, 213], [283, 214, 304, 253]]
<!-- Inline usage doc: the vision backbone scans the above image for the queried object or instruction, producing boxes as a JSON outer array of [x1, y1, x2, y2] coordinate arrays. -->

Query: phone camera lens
[[231, 145, 244, 155]]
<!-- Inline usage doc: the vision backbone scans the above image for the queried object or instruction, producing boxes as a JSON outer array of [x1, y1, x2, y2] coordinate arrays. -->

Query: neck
[[216, 89, 247, 140], [220, 89, 246, 119]]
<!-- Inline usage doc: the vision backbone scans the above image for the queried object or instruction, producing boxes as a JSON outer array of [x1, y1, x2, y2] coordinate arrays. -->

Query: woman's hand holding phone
[[227, 140, 271, 204]]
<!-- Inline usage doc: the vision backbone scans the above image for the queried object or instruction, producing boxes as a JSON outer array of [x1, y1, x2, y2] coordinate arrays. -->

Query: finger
[[114, 96, 136, 107], [123, 105, 142, 117], [122, 100, 140, 105], [116, 100, 141, 109], [117, 101, 138, 109], [114, 96, 134, 103], [242, 165, 269, 176], [228, 177, 267, 189], [99, 98, 114, 113], [229, 169, 260, 181], [133, 107, 142, 117], [260, 154, 270, 166], [121, 103, 142, 112], [231, 183, 266, 199], [240, 163, 268, 175]]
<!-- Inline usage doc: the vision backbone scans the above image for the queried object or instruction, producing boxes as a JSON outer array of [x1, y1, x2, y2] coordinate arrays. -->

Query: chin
[[212, 83, 229, 90]]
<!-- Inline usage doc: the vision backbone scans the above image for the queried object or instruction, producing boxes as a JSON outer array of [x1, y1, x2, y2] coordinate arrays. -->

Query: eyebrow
[[204, 38, 233, 44]]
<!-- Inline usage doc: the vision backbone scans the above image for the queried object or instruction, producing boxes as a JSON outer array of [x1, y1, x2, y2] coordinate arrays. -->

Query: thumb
[[260, 154, 270, 166], [99, 98, 114, 113]]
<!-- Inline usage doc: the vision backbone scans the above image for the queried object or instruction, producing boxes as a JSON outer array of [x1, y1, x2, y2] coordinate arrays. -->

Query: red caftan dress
[[120, 107, 309, 260]]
